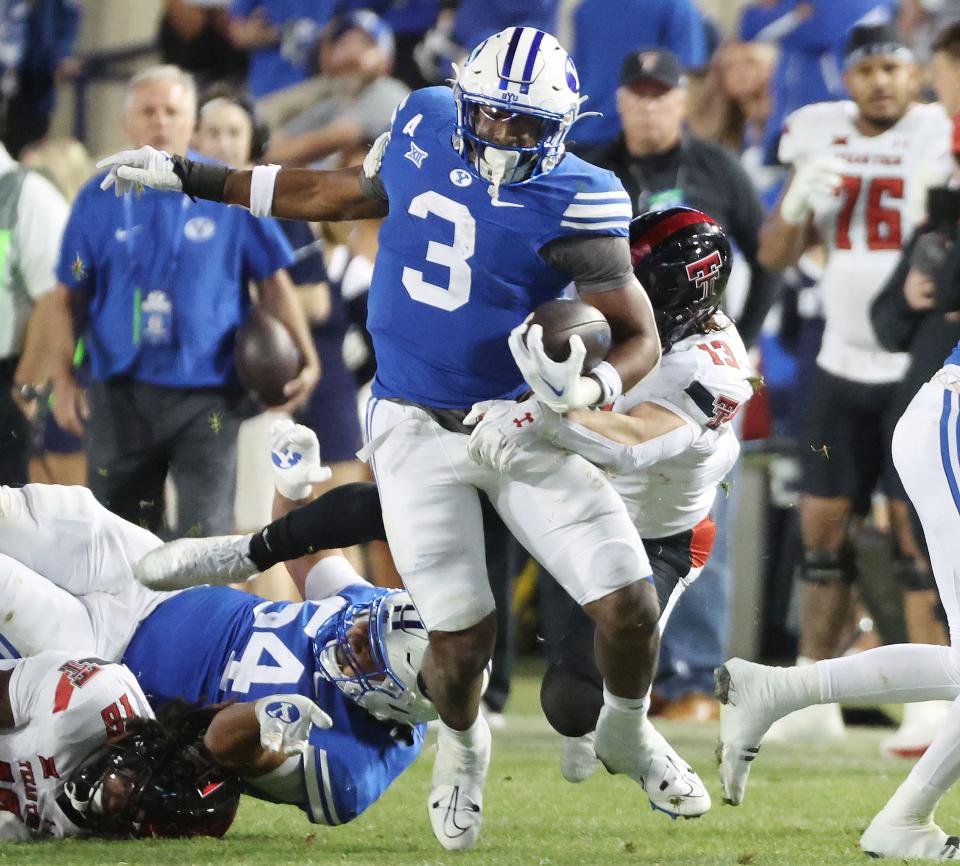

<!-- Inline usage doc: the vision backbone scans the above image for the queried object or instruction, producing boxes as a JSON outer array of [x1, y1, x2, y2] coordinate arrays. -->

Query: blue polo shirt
[[56, 173, 294, 388]]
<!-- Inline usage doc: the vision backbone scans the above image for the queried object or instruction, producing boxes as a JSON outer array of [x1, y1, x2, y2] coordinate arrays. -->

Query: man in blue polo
[[48, 64, 319, 536]]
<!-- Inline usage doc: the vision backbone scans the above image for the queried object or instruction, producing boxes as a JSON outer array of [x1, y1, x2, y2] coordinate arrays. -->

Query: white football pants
[[363, 398, 651, 632], [0, 484, 171, 661]]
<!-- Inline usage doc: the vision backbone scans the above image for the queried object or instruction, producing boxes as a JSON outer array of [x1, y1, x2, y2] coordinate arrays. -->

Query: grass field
[[5, 662, 958, 866]]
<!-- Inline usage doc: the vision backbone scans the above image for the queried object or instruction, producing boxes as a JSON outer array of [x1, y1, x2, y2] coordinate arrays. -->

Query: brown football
[[528, 298, 611, 372], [234, 308, 303, 407]]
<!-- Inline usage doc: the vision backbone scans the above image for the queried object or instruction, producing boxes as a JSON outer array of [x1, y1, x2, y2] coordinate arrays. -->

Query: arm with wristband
[[97, 145, 389, 222]]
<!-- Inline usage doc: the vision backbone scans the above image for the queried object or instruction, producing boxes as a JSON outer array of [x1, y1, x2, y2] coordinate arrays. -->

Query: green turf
[[5, 663, 956, 866]]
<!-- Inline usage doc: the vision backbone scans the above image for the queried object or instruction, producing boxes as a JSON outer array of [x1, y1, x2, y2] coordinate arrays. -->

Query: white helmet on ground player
[[316, 590, 437, 726], [453, 26, 583, 192]]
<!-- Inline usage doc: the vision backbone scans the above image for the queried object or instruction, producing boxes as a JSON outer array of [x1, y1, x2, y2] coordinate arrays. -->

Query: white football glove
[[97, 145, 183, 197], [253, 693, 333, 755], [508, 320, 601, 413], [780, 155, 844, 225], [270, 419, 332, 500], [464, 396, 559, 473]]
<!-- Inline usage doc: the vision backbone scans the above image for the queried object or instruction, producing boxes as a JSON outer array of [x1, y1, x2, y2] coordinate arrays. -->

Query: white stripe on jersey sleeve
[[573, 190, 630, 201], [562, 203, 634, 219], [560, 218, 631, 231], [304, 745, 342, 825]]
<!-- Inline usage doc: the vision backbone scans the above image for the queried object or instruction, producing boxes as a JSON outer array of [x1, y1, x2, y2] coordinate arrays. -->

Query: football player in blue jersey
[[0, 426, 435, 831], [98, 27, 707, 847]]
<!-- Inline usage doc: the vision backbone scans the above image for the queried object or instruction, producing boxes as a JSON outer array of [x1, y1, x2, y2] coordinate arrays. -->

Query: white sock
[[438, 713, 488, 749], [303, 555, 363, 600], [602, 685, 650, 715], [816, 645, 960, 704], [907, 694, 960, 797], [883, 777, 943, 823]]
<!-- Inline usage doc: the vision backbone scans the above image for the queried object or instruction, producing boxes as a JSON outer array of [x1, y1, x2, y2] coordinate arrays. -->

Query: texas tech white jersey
[[0, 652, 152, 839], [780, 100, 952, 383], [611, 316, 753, 538]]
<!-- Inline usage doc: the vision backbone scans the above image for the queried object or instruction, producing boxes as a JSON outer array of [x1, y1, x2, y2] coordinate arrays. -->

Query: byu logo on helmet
[[265, 701, 300, 723], [272, 449, 302, 469], [685, 251, 724, 300]]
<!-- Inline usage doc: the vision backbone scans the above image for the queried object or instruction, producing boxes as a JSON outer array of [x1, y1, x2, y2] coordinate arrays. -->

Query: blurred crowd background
[[2, 0, 956, 739]]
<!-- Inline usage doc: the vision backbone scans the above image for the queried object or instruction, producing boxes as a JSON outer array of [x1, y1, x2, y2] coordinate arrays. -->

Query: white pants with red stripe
[[364, 398, 652, 632], [0, 484, 171, 661]]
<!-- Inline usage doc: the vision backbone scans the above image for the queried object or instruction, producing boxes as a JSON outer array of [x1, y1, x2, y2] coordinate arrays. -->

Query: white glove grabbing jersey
[[270, 419, 332, 500], [253, 693, 333, 755], [464, 396, 559, 473], [97, 146, 183, 197]]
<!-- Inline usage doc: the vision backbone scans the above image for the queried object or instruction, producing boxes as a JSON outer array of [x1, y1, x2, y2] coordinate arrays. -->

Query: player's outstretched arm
[[204, 694, 332, 778], [97, 146, 388, 222]]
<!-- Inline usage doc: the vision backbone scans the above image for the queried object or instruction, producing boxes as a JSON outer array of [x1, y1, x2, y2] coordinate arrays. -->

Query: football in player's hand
[[528, 298, 611, 372], [234, 308, 303, 407]]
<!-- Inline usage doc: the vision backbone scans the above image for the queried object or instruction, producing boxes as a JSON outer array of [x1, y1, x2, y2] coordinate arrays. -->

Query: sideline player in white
[[717, 337, 960, 861], [97, 26, 704, 847], [466, 208, 753, 783], [0, 651, 242, 841], [756, 19, 954, 745]]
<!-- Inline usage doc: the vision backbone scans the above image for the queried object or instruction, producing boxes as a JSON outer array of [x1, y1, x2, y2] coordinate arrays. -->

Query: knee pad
[[540, 661, 603, 738], [800, 546, 857, 585], [895, 557, 937, 592]]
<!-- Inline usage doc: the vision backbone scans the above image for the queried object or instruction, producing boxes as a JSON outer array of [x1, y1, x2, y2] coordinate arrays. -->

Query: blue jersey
[[946, 342, 960, 368], [121, 585, 424, 826], [368, 86, 631, 409]]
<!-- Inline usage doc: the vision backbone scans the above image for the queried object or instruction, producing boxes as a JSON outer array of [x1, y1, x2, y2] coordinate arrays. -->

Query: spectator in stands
[[159, 0, 248, 88], [337, 0, 439, 90], [0, 115, 70, 485], [259, 10, 409, 168], [413, 1, 557, 86], [229, 0, 336, 100], [739, 0, 898, 164], [690, 39, 781, 203], [47, 65, 319, 536], [581, 47, 777, 721], [564, 0, 708, 151], [1, 0, 82, 157]]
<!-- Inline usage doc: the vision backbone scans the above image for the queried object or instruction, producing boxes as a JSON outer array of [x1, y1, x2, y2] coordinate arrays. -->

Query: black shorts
[[539, 519, 715, 736], [799, 366, 904, 512]]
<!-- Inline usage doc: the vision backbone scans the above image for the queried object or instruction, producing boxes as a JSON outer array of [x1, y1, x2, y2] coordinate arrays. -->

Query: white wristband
[[589, 361, 623, 406], [250, 164, 281, 217]]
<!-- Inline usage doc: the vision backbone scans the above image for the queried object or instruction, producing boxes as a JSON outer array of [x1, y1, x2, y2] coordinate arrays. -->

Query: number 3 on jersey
[[401, 191, 476, 311], [835, 175, 903, 251]]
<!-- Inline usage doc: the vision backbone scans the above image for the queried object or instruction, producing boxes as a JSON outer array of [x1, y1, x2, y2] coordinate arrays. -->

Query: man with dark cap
[[580, 46, 778, 721], [755, 20, 954, 745]]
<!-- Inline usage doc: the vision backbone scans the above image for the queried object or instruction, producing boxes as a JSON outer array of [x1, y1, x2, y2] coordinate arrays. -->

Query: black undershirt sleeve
[[247, 482, 386, 570]]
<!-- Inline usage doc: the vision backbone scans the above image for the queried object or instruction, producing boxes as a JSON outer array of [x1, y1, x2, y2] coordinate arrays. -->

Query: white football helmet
[[316, 590, 437, 726], [453, 26, 583, 191]]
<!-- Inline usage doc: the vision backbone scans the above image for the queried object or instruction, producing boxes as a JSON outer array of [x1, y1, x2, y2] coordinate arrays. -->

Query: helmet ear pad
[[629, 207, 732, 349]]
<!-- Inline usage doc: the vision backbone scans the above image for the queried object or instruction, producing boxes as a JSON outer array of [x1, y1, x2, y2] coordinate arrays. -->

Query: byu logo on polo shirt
[[184, 216, 216, 241]]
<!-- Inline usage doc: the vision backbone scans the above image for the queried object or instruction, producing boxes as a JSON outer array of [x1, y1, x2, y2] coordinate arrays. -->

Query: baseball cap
[[843, 20, 913, 68], [619, 48, 685, 90], [334, 10, 395, 61]]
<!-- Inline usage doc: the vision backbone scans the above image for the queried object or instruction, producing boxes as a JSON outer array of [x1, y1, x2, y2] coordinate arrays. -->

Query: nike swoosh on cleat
[[434, 787, 479, 838]]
